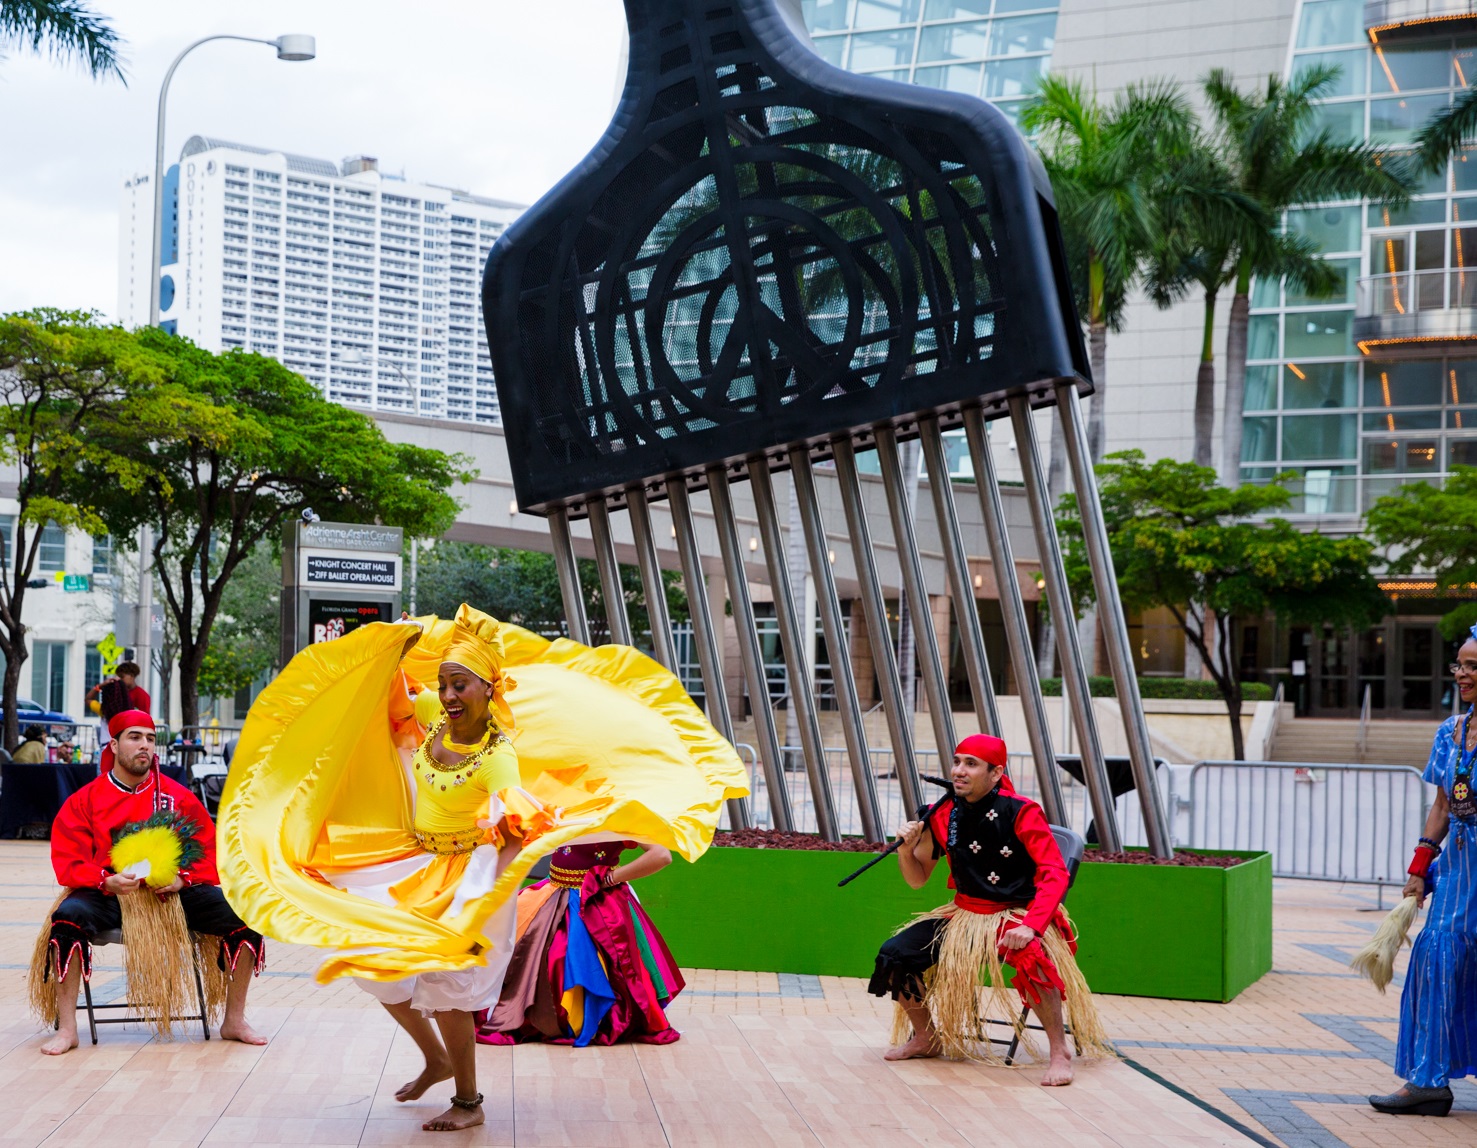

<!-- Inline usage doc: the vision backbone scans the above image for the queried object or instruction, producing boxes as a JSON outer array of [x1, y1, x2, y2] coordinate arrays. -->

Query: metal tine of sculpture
[[587, 499, 633, 646], [548, 506, 591, 646], [483, 0, 1174, 849], [787, 444, 884, 842], [748, 459, 840, 841], [919, 413, 1002, 739], [1009, 395, 1122, 853], [627, 486, 680, 672], [961, 409, 1066, 826]]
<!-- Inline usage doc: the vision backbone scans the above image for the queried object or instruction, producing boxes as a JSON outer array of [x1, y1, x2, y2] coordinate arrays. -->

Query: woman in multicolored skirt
[[1371, 628, 1477, 1117], [477, 840, 683, 1046]]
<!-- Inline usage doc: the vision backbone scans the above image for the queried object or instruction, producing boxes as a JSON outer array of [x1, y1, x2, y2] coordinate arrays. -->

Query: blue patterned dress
[[1396, 714, 1477, 1088]]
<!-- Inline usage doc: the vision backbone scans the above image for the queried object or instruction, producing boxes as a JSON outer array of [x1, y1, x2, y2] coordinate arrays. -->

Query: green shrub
[[1037, 677, 1272, 702]]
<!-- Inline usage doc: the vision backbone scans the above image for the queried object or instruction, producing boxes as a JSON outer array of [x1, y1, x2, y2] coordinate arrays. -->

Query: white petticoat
[[324, 841, 517, 1015]]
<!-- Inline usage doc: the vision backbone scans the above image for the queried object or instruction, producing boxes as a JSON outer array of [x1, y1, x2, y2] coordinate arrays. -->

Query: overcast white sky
[[0, 1, 629, 319]]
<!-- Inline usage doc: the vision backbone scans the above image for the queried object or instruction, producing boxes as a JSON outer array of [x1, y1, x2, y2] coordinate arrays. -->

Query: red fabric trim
[[1409, 844, 1437, 878], [47, 937, 91, 984], [221, 932, 266, 976]]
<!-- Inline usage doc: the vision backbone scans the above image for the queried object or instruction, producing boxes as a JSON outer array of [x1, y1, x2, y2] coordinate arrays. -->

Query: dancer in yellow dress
[[218, 604, 747, 1132]]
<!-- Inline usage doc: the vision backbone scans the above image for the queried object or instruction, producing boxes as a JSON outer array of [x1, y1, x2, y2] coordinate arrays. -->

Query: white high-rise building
[[119, 137, 523, 423]]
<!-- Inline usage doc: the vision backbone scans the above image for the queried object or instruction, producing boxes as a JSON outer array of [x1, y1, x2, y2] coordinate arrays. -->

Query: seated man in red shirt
[[868, 734, 1109, 1084], [38, 710, 266, 1055]]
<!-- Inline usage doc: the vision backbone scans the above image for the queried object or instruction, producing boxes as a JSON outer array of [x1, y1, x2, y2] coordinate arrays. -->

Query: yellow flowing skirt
[[216, 618, 750, 988]]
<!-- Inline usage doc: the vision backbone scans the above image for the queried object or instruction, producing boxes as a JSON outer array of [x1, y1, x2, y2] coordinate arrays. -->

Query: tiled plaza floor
[[0, 839, 1470, 1147]]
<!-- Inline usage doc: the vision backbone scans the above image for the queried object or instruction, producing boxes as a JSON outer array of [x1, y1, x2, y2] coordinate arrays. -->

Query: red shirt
[[125, 685, 151, 715], [51, 770, 217, 892]]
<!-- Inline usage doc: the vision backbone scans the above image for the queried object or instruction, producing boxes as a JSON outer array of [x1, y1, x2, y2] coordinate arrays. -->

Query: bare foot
[[1040, 1050, 1074, 1086], [39, 1030, 78, 1056], [884, 1033, 941, 1061], [423, 1102, 484, 1132], [396, 1058, 453, 1102], [219, 1019, 268, 1046]]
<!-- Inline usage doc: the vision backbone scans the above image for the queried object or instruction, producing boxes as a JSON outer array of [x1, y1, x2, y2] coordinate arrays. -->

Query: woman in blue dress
[[1371, 628, 1477, 1117]]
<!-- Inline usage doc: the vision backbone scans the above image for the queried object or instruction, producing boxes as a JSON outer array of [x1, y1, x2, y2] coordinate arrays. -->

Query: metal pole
[[831, 437, 924, 817], [1009, 395, 1122, 851], [587, 498, 632, 646], [666, 478, 751, 829], [706, 464, 794, 832], [918, 414, 1001, 737], [787, 444, 884, 841], [627, 485, 679, 671], [548, 506, 590, 645], [749, 460, 840, 841], [961, 409, 1065, 825], [1054, 381, 1175, 857], [875, 426, 957, 764]]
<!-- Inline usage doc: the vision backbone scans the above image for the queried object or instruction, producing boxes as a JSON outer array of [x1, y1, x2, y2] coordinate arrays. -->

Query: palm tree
[[1203, 66, 1412, 484], [1416, 86, 1477, 169], [0, 1, 122, 80], [1021, 75, 1196, 476]]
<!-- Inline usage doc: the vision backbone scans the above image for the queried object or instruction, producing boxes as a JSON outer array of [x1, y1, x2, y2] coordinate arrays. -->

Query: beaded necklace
[[417, 718, 507, 793]]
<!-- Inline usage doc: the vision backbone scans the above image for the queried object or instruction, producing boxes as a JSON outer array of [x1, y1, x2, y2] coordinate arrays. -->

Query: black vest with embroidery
[[932, 785, 1038, 904]]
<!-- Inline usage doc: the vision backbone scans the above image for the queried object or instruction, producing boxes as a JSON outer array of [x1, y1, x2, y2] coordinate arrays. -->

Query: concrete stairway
[[1268, 718, 1442, 768]]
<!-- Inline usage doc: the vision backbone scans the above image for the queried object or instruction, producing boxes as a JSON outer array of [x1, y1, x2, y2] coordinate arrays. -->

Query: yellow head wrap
[[441, 604, 516, 732]]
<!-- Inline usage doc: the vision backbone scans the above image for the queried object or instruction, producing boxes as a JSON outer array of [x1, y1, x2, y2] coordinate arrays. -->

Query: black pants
[[47, 885, 265, 981], [868, 916, 948, 1001]]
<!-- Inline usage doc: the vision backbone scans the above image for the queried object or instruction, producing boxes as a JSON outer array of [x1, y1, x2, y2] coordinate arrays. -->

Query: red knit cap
[[108, 709, 154, 737], [954, 733, 1008, 767]]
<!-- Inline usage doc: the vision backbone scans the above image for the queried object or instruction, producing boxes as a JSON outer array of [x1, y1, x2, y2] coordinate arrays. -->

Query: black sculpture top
[[484, 0, 1089, 513]]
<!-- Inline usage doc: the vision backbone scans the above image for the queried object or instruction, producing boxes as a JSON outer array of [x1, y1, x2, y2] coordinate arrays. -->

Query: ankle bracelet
[[449, 1092, 483, 1111]]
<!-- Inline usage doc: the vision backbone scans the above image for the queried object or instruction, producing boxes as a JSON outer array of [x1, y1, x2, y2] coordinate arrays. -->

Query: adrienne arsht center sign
[[281, 520, 404, 661]]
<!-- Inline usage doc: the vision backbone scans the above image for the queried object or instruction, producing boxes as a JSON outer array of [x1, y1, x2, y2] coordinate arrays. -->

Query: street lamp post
[[339, 349, 421, 418], [142, 32, 315, 714]]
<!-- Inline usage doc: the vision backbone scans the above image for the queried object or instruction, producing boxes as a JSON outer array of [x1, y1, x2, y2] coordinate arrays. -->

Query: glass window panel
[[1451, 227, 1477, 274], [1364, 358, 1443, 406], [1241, 465, 1283, 485], [1242, 416, 1279, 462], [991, 98, 1025, 125], [810, 34, 847, 66], [1248, 314, 1280, 359], [1287, 257, 1358, 306], [1370, 94, 1450, 145], [1449, 405, 1477, 428], [1371, 42, 1452, 94], [1449, 438, 1477, 466], [988, 13, 1054, 55], [1363, 436, 1441, 472], [915, 62, 983, 92], [1289, 205, 1361, 254], [1251, 275, 1280, 308], [1454, 147, 1477, 192], [91, 534, 112, 577], [982, 55, 1044, 99], [1362, 410, 1442, 430], [1367, 200, 1446, 227], [992, 0, 1053, 10], [855, 0, 922, 28], [859, 66, 912, 80], [1370, 232, 1408, 276], [1295, 0, 1364, 48], [38, 522, 65, 573], [1452, 196, 1477, 223], [1293, 49, 1366, 97], [1283, 413, 1356, 460], [804, 0, 855, 31], [1284, 309, 1353, 357], [918, 19, 989, 60], [1284, 361, 1357, 408], [1245, 365, 1278, 410], [848, 28, 917, 69], [1451, 360, 1477, 403], [924, 0, 990, 15], [1307, 100, 1363, 143]]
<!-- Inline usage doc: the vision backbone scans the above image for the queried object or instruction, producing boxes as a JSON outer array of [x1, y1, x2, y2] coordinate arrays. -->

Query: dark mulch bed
[[713, 829, 885, 852], [1082, 849, 1243, 868]]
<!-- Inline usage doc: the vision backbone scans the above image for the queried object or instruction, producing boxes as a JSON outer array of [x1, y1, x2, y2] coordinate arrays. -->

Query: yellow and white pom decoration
[[1349, 895, 1421, 993], [109, 811, 203, 889], [413, 688, 444, 730]]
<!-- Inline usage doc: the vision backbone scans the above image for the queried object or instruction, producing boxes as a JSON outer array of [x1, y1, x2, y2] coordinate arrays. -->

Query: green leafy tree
[[1366, 469, 1477, 639], [92, 330, 474, 727], [1, 1, 122, 78], [196, 542, 280, 704], [414, 541, 689, 650], [1203, 65, 1412, 482], [1021, 75, 1196, 472], [1417, 86, 1477, 168], [0, 311, 172, 748], [1056, 451, 1386, 759]]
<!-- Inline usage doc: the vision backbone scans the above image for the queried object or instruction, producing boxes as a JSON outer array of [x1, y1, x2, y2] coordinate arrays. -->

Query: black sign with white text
[[304, 555, 398, 588]]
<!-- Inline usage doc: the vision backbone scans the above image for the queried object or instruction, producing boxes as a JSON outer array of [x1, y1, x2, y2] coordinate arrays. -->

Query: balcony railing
[[1356, 270, 1477, 317], [1364, 0, 1477, 34]]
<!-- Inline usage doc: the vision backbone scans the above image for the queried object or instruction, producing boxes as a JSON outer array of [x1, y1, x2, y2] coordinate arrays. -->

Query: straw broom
[[1349, 895, 1421, 993]]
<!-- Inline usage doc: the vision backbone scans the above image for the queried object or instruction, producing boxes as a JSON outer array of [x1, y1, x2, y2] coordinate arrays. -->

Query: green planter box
[[637, 845, 1271, 1003]]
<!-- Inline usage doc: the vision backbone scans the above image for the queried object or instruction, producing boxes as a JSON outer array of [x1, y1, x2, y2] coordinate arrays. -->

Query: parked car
[[5, 697, 77, 731]]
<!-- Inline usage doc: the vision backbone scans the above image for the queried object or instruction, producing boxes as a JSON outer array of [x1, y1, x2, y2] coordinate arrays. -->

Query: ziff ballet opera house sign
[[481, 0, 1175, 858]]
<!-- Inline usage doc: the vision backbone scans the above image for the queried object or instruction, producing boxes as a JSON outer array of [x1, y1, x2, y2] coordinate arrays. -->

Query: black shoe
[[1368, 1084, 1453, 1116]]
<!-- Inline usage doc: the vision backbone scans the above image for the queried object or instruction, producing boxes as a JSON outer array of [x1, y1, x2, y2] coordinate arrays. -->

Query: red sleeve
[[1016, 801, 1069, 934], [51, 789, 108, 892], [131, 686, 152, 715], [165, 779, 218, 885]]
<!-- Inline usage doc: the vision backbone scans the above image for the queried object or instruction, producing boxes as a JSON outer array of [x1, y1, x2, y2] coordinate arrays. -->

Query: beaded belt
[[414, 829, 479, 856], [550, 864, 590, 889]]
